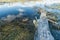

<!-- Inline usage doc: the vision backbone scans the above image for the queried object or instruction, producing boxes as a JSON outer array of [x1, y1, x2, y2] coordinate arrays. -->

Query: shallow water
[[0, 4, 60, 40]]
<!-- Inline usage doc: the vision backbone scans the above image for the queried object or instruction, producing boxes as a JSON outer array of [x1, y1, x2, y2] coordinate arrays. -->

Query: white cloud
[[1, 8, 25, 22], [6, 15, 16, 22], [1, 15, 16, 22], [17, 13, 23, 17], [41, 0, 60, 5], [18, 9, 25, 12]]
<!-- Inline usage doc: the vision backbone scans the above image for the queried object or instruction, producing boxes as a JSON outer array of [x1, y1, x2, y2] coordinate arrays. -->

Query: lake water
[[0, 4, 60, 40]]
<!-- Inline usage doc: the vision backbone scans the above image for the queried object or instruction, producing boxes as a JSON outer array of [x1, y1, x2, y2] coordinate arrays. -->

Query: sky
[[0, 0, 60, 8], [42, 0, 60, 4]]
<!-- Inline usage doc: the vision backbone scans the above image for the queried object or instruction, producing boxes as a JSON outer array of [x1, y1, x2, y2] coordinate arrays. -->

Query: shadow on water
[[49, 21, 60, 40]]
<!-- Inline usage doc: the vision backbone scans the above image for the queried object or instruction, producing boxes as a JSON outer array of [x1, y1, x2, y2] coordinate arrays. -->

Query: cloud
[[18, 9, 25, 12], [1, 15, 16, 22], [40, 0, 60, 5], [17, 13, 23, 17], [6, 15, 16, 21], [1, 13, 27, 22], [1, 8, 25, 22], [17, 9, 25, 17]]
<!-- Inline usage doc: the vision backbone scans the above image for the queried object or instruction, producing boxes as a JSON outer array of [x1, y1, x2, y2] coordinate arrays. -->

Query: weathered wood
[[34, 9, 54, 40]]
